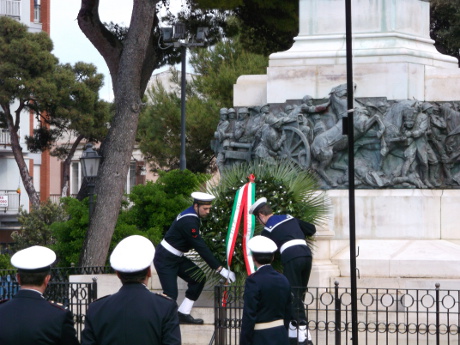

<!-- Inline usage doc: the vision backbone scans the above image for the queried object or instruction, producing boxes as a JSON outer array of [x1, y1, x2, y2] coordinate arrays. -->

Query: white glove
[[219, 267, 236, 283]]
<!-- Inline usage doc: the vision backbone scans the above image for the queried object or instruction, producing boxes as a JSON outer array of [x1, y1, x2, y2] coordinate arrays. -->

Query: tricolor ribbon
[[222, 174, 256, 307], [225, 174, 256, 275]]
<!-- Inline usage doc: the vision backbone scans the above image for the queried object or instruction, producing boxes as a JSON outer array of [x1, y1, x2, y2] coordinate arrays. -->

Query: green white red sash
[[225, 174, 256, 276]]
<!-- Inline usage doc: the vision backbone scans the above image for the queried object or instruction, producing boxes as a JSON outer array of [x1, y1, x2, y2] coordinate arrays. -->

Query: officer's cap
[[110, 235, 154, 273], [248, 236, 277, 254], [11, 245, 56, 272], [248, 197, 267, 215], [191, 192, 215, 205]]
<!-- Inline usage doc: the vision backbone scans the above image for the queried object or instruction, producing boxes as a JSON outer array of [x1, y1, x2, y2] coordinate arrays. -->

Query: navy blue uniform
[[0, 289, 79, 345], [154, 206, 221, 301], [261, 215, 316, 322], [81, 283, 180, 345], [240, 265, 291, 345]]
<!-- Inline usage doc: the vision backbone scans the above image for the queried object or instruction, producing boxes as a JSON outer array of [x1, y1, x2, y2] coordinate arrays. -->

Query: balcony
[[0, 0, 21, 19], [0, 191, 20, 216]]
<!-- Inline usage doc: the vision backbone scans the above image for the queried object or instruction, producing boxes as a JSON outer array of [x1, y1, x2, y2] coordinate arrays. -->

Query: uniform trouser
[[283, 256, 313, 323], [153, 245, 205, 301]]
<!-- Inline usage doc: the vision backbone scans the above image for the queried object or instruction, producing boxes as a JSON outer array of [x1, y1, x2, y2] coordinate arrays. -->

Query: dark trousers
[[283, 255, 312, 323], [153, 245, 205, 301]]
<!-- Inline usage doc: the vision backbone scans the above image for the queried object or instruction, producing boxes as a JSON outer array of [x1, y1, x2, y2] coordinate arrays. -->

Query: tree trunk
[[61, 134, 84, 197], [78, 0, 161, 266], [3, 105, 40, 209]]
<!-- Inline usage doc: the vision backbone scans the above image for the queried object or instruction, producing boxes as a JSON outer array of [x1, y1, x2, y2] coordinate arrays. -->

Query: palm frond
[[196, 159, 330, 286]]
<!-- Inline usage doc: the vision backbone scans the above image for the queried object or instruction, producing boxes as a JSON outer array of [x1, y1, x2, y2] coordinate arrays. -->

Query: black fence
[[1, 267, 105, 339], [214, 282, 460, 345]]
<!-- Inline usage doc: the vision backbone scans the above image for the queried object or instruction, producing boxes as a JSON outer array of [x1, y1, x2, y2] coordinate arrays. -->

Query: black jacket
[[81, 283, 181, 345], [0, 289, 79, 345]]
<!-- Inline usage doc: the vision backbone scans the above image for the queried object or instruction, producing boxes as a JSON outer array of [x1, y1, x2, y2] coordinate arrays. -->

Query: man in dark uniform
[[249, 197, 316, 345], [240, 236, 291, 345], [0, 246, 79, 345], [154, 192, 236, 324], [82, 235, 181, 345]]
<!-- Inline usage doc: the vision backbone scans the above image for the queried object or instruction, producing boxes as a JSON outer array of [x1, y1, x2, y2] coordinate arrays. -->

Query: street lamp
[[160, 23, 208, 170], [80, 143, 101, 219]]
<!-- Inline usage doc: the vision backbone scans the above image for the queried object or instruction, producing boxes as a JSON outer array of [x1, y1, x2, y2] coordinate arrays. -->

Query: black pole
[[344, 0, 359, 344], [180, 44, 187, 170]]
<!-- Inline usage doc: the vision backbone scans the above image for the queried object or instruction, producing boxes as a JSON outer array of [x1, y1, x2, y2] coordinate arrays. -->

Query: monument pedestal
[[234, 0, 460, 106]]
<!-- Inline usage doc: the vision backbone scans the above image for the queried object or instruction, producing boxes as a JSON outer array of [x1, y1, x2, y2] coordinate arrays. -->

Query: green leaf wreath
[[190, 159, 330, 286]]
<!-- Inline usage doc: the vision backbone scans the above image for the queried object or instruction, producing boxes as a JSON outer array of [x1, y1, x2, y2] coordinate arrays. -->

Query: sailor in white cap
[[154, 191, 236, 324], [0, 246, 79, 345], [249, 197, 316, 345], [82, 235, 181, 345], [240, 236, 292, 345]]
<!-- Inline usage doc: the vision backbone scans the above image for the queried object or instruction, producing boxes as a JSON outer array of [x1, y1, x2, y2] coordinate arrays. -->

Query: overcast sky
[[50, 1, 183, 102]]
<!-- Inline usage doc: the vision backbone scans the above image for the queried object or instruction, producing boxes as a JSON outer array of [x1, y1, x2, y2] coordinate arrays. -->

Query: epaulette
[[155, 292, 173, 301], [48, 300, 68, 310]]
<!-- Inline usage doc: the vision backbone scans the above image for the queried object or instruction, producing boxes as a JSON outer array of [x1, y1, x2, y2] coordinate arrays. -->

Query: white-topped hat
[[11, 245, 56, 271], [248, 197, 267, 215], [110, 235, 155, 273], [191, 192, 215, 205], [248, 236, 277, 254]]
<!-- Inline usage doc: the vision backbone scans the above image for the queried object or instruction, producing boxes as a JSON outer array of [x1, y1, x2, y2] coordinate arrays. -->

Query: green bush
[[0, 253, 13, 269], [11, 200, 67, 252], [51, 169, 210, 266]]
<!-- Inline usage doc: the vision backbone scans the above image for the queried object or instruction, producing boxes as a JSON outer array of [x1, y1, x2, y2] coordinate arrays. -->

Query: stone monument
[[229, 0, 460, 289]]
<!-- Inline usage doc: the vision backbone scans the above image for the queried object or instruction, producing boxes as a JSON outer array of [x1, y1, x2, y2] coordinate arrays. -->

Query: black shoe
[[178, 311, 204, 324], [307, 341, 314, 345]]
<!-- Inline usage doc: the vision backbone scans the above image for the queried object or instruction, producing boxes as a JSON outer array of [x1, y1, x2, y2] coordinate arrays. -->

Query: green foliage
[[198, 159, 329, 284], [10, 200, 67, 252], [0, 16, 56, 106], [0, 254, 13, 269], [173, 0, 298, 55], [50, 170, 209, 266], [125, 169, 210, 241], [430, 0, 460, 64], [139, 37, 268, 172], [51, 197, 89, 266]]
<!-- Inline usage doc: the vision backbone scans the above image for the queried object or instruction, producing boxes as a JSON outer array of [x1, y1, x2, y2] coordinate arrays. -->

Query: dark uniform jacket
[[261, 215, 316, 264], [0, 289, 79, 345], [162, 206, 220, 269], [240, 265, 291, 345], [81, 283, 180, 345]]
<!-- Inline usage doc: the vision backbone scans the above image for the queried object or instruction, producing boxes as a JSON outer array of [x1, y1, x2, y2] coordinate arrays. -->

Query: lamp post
[[160, 23, 208, 170], [80, 143, 101, 219]]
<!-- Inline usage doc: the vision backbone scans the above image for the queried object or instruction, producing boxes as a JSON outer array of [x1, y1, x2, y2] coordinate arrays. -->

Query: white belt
[[161, 239, 184, 257], [280, 239, 307, 254], [254, 319, 284, 330]]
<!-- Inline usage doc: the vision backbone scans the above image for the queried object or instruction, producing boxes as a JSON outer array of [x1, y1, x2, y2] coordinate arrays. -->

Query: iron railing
[[214, 282, 460, 345], [0, 274, 97, 339], [0, 266, 113, 283]]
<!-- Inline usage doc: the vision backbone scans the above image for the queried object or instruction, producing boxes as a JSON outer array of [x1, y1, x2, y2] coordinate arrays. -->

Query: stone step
[[180, 307, 215, 345]]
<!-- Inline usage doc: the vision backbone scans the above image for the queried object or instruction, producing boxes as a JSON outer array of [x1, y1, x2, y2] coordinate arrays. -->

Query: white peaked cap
[[110, 235, 155, 273], [248, 236, 277, 254], [191, 192, 215, 203], [248, 197, 267, 215], [11, 245, 56, 271]]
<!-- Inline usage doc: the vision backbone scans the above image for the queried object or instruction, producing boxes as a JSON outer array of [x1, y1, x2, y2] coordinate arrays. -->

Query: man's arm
[[60, 310, 80, 345], [161, 302, 181, 345], [298, 219, 316, 237]]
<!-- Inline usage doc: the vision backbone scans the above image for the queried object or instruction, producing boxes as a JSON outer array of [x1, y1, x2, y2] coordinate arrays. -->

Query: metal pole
[[180, 44, 187, 170], [344, 0, 359, 343]]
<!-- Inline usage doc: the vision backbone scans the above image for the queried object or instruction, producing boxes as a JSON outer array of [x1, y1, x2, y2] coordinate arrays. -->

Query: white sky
[[50, 0, 184, 102]]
